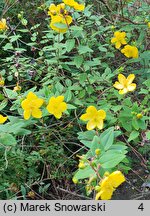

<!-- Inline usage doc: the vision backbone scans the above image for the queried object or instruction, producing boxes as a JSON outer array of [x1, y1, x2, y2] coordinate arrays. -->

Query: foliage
[[0, 0, 149, 200]]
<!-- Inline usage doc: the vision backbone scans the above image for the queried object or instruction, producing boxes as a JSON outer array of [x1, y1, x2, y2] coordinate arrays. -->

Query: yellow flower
[[111, 31, 127, 49], [63, 0, 75, 7], [48, 3, 66, 17], [21, 92, 44, 120], [63, 0, 85, 11], [50, 15, 72, 33], [95, 171, 125, 200], [73, 2, 85, 11], [48, 3, 72, 33], [0, 114, 7, 124], [113, 73, 136, 94], [46, 95, 67, 119], [80, 106, 106, 130], [121, 45, 139, 58], [13, 83, 21, 91], [0, 18, 8, 31]]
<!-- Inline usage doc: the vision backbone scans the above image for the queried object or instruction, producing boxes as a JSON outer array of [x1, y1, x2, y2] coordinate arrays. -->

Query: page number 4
[[138, 203, 144, 211]]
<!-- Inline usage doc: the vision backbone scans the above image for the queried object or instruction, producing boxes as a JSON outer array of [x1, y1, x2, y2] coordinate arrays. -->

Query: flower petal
[[127, 83, 136, 92], [98, 110, 106, 119], [119, 88, 128, 94], [113, 81, 124, 90], [32, 108, 42, 119], [111, 37, 117, 43], [59, 102, 67, 112], [53, 111, 62, 119], [121, 39, 127, 45], [34, 98, 44, 108], [86, 119, 96, 130], [132, 46, 139, 58], [118, 74, 126, 85], [21, 99, 29, 110], [96, 119, 104, 130], [80, 113, 89, 121], [65, 15, 73, 25], [95, 191, 102, 200], [0, 115, 7, 124], [24, 110, 31, 120], [126, 74, 135, 85], [27, 92, 37, 100], [115, 42, 121, 49], [56, 95, 65, 103], [109, 171, 125, 188], [46, 104, 55, 114], [100, 187, 114, 200]]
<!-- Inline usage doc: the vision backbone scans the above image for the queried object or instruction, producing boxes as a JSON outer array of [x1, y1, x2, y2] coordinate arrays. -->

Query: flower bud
[[104, 171, 110, 177], [95, 185, 101, 191], [111, 25, 115, 30], [28, 191, 35, 199], [72, 177, 78, 184], [95, 148, 101, 156], [0, 79, 5, 87], [136, 113, 143, 119], [78, 161, 86, 169], [17, 14, 22, 19]]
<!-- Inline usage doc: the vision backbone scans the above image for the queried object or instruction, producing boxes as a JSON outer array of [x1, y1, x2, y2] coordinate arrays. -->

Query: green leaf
[[15, 128, 31, 135], [0, 99, 8, 111], [53, 22, 67, 29], [78, 130, 96, 148], [9, 35, 21, 42], [137, 119, 147, 130], [78, 45, 93, 54], [91, 136, 102, 155], [100, 127, 114, 150], [146, 131, 150, 140], [65, 39, 75, 52], [99, 150, 126, 169], [65, 90, 72, 102], [3, 87, 18, 99], [98, 46, 107, 52], [21, 185, 26, 199], [0, 133, 17, 146], [67, 104, 76, 109], [73, 165, 96, 180], [120, 118, 132, 131], [128, 131, 139, 142], [132, 118, 139, 130], [55, 82, 64, 93], [21, 18, 28, 26], [110, 142, 128, 152], [74, 55, 83, 68]]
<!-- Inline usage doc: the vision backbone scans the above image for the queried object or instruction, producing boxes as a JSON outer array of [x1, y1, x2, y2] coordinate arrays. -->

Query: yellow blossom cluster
[[111, 31, 138, 58], [48, 1, 85, 33], [95, 171, 125, 200], [21, 92, 67, 120]]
